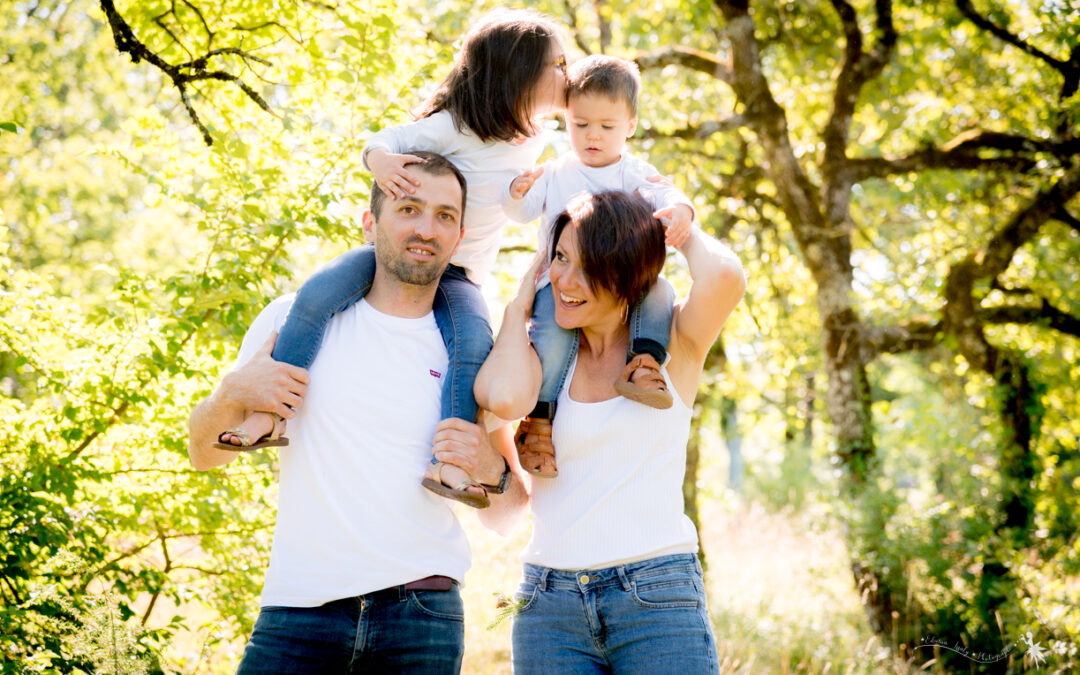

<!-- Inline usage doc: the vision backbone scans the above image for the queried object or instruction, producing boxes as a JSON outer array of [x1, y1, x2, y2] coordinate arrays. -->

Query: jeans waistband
[[522, 553, 701, 591]]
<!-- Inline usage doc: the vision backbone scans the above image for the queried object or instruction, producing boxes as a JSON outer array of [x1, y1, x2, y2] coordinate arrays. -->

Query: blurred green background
[[2, 0, 1078, 672]]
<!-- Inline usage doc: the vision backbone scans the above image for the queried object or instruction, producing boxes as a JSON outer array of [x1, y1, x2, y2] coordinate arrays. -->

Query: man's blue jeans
[[236, 586, 465, 674], [272, 243, 491, 424], [511, 553, 719, 674], [530, 275, 675, 415]]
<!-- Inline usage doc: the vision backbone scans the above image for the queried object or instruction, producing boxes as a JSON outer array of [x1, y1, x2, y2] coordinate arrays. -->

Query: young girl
[[215, 8, 567, 508]]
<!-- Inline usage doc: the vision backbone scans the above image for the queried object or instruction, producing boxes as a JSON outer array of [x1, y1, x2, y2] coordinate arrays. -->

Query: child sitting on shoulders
[[503, 54, 696, 477]]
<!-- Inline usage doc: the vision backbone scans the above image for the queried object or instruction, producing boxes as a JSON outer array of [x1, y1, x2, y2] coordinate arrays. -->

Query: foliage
[[1, 0, 1078, 672]]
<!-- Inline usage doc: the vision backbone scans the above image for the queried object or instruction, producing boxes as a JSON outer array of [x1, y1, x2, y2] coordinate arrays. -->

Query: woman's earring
[[621, 303, 629, 324]]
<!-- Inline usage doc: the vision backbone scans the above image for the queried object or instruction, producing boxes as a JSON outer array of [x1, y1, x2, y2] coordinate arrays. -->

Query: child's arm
[[654, 203, 694, 248], [363, 112, 462, 199], [509, 167, 544, 200], [502, 161, 552, 225], [366, 148, 427, 200], [628, 156, 697, 247]]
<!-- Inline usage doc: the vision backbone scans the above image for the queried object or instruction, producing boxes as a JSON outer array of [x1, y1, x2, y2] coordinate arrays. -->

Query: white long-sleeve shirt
[[502, 152, 695, 255], [364, 110, 545, 283]]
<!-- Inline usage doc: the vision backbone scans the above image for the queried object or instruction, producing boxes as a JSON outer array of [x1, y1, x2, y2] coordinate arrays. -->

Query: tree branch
[[634, 46, 733, 85], [637, 116, 747, 140], [591, 0, 611, 54], [822, 0, 896, 172], [954, 0, 1066, 71], [944, 159, 1080, 371], [844, 131, 1061, 181], [955, 0, 1080, 101], [562, 0, 593, 55], [99, 0, 277, 146], [980, 300, 1080, 339], [822, 0, 896, 232], [1053, 205, 1080, 235], [865, 318, 941, 355]]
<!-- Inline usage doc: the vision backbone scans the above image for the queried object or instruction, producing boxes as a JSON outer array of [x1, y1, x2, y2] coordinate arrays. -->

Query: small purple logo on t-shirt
[[430, 369, 442, 379]]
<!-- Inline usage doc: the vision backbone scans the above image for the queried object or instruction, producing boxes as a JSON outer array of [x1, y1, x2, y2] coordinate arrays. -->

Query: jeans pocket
[[630, 577, 701, 610], [408, 590, 465, 621], [512, 581, 542, 615]]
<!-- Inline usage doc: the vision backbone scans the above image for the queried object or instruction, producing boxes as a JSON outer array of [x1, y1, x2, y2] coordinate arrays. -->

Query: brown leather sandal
[[214, 412, 289, 451], [514, 417, 557, 478], [613, 354, 673, 409], [421, 462, 491, 509]]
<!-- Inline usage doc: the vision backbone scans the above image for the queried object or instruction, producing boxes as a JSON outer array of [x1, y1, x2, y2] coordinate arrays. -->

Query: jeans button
[[579, 574, 589, 584]]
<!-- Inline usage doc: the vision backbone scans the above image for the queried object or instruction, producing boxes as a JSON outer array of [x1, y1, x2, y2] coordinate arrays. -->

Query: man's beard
[[375, 233, 444, 286]]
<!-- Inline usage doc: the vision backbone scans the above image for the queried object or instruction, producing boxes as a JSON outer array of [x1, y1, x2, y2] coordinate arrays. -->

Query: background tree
[[2, 0, 1078, 672]]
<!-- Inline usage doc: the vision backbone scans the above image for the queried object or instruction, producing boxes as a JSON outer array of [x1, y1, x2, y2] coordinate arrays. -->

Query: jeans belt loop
[[616, 566, 632, 591], [538, 567, 550, 592]]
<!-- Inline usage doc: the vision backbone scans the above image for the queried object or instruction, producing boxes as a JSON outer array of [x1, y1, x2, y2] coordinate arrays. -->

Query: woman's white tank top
[[521, 356, 700, 570]]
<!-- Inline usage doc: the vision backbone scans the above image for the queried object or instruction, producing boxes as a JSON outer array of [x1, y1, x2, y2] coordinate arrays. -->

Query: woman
[[476, 190, 746, 673]]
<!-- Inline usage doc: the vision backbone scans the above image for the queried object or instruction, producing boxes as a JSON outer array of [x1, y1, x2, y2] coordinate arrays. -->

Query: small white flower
[[1026, 639, 1047, 667]]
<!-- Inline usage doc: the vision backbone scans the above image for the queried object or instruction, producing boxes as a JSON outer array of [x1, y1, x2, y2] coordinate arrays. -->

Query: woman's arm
[[666, 229, 746, 399], [474, 258, 544, 420]]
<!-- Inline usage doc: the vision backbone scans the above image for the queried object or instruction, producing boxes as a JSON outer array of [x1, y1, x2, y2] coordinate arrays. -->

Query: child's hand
[[366, 148, 425, 199], [654, 204, 694, 248], [509, 167, 544, 200], [646, 173, 675, 186]]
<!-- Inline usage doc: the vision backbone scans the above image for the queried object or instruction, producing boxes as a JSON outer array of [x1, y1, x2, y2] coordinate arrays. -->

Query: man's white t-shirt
[[232, 295, 471, 608]]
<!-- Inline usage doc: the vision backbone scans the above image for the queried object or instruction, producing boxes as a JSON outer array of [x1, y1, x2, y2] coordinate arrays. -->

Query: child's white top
[[365, 110, 545, 284], [235, 295, 471, 607], [502, 151, 695, 255], [521, 356, 699, 570]]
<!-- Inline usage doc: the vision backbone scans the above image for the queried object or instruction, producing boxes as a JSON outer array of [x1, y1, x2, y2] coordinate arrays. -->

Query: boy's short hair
[[566, 54, 641, 116], [370, 151, 467, 225]]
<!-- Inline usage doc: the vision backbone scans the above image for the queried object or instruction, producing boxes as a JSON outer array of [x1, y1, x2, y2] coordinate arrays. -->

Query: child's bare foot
[[613, 354, 673, 410], [214, 411, 289, 451], [421, 461, 490, 509]]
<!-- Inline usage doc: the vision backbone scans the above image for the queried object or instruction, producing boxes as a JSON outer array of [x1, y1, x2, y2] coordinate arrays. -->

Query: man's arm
[[188, 332, 309, 470], [430, 419, 529, 537]]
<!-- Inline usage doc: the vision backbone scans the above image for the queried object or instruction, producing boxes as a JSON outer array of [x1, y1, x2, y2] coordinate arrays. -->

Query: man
[[188, 151, 526, 673]]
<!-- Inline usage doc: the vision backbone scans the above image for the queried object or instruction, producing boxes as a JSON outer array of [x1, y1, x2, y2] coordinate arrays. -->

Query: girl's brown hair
[[415, 9, 561, 143]]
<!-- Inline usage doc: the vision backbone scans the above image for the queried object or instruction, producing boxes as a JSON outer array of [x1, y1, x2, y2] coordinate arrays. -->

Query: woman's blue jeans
[[530, 275, 675, 417], [511, 553, 719, 674], [272, 244, 491, 424], [236, 587, 465, 674]]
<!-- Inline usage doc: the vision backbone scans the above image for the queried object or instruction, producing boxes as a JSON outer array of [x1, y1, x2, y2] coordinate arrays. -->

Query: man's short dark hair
[[550, 191, 665, 310], [370, 151, 467, 223], [567, 55, 641, 117]]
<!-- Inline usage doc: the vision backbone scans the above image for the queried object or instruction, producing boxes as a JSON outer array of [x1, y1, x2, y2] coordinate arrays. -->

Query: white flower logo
[[1022, 631, 1047, 668]]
